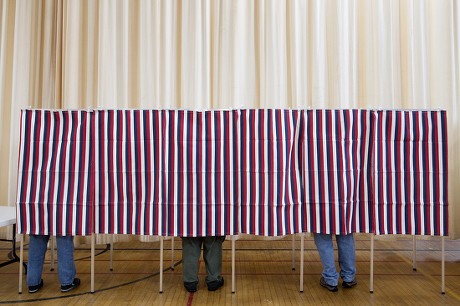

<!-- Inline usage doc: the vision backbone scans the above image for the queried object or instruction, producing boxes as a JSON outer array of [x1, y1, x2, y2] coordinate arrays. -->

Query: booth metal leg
[[370, 234, 374, 293], [171, 237, 175, 270], [91, 234, 95, 293], [50, 236, 55, 271], [232, 235, 235, 293], [18, 234, 23, 294], [412, 235, 417, 271], [299, 234, 304, 292], [442, 236, 445, 294], [159, 236, 164, 293], [110, 234, 114, 271], [292, 235, 296, 270]]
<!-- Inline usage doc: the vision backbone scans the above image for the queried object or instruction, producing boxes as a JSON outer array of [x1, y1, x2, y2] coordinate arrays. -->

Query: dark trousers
[[181, 236, 225, 284]]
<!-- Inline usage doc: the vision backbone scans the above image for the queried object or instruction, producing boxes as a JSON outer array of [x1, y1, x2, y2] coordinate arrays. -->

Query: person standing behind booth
[[27, 235, 80, 293], [313, 233, 357, 292], [181, 236, 225, 292]]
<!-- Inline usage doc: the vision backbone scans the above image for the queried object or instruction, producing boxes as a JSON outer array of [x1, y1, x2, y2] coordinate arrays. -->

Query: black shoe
[[28, 279, 44, 293], [320, 277, 338, 292], [61, 278, 80, 292], [342, 278, 357, 288], [184, 281, 198, 293], [207, 277, 224, 291]]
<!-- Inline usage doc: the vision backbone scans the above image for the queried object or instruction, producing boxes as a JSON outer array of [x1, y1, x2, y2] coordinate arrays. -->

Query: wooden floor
[[0, 234, 459, 305]]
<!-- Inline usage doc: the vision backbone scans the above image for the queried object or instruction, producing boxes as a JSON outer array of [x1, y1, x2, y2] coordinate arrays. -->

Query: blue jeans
[[181, 236, 225, 285], [313, 233, 356, 286], [27, 235, 76, 287]]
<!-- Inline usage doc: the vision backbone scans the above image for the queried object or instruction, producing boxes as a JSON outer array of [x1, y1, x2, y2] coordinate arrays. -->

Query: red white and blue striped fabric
[[16, 109, 448, 237], [374, 110, 448, 236], [16, 110, 94, 236], [94, 110, 163, 235], [94, 110, 238, 236], [239, 109, 304, 236], [303, 110, 375, 235], [161, 110, 238, 236]]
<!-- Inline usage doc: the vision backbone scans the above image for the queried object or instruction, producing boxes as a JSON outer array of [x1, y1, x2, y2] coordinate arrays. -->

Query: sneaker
[[184, 281, 198, 293], [61, 278, 80, 292], [342, 278, 357, 288], [320, 277, 338, 292], [207, 277, 224, 291], [28, 279, 44, 293]]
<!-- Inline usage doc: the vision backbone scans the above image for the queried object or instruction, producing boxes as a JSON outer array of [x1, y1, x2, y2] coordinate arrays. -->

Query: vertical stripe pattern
[[303, 110, 375, 235], [16, 109, 448, 237], [95, 110, 163, 235], [374, 110, 448, 235], [162, 110, 238, 236], [94, 110, 238, 236], [239, 109, 304, 236], [16, 110, 93, 236]]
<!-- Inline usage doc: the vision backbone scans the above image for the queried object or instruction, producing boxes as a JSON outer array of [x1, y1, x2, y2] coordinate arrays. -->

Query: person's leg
[[313, 233, 339, 286], [181, 237, 203, 290], [202, 236, 225, 290], [336, 233, 356, 283], [27, 235, 49, 287], [56, 236, 76, 286]]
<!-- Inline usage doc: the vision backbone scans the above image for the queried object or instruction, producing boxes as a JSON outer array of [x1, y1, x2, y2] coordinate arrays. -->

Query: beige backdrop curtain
[[1, 0, 459, 238]]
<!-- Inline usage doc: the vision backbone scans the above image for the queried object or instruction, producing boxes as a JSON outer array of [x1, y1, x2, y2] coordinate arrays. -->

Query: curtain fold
[[1, 0, 459, 238]]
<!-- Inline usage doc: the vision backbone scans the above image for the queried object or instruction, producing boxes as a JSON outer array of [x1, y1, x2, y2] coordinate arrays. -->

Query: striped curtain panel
[[239, 109, 304, 236], [94, 110, 163, 235], [374, 110, 448, 236], [16, 109, 449, 237], [16, 110, 93, 236], [162, 110, 238, 236], [303, 110, 375, 235], [94, 110, 239, 236]]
